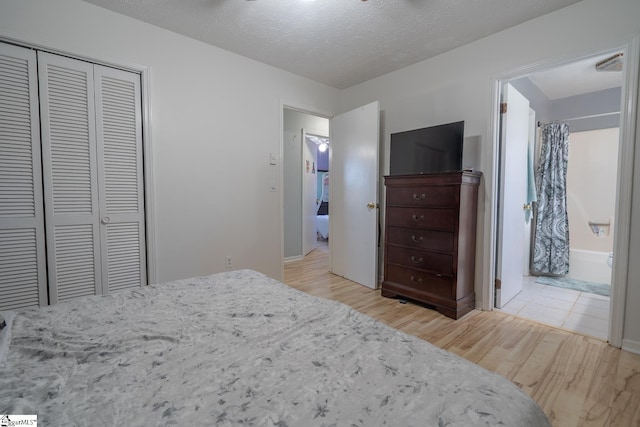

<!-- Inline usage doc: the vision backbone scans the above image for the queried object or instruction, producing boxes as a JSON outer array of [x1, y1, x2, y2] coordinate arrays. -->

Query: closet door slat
[[95, 65, 146, 294], [0, 42, 47, 310], [39, 52, 101, 304]]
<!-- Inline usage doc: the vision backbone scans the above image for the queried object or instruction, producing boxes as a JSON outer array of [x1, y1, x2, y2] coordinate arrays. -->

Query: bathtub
[[566, 249, 612, 285]]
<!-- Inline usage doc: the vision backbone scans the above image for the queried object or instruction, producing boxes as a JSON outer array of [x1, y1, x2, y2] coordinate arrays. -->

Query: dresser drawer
[[387, 185, 458, 207], [385, 265, 452, 298], [386, 207, 456, 231], [386, 227, 454, 252], [386, 246, 453, 275]]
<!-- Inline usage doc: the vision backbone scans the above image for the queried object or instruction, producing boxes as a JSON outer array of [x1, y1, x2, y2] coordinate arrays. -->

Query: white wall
[[0, 0, 339, 282], [3, 0, 640, 348], [567, 128, 619, 253], [283, 109, 329, 258], [339, 0, 640, 345]]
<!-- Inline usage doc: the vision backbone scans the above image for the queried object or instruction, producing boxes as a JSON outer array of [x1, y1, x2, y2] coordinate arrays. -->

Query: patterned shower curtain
[[532, 122, 570, 275]]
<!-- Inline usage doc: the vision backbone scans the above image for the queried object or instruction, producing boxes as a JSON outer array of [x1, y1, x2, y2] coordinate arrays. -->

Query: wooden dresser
[[382, 172, 481, 319]]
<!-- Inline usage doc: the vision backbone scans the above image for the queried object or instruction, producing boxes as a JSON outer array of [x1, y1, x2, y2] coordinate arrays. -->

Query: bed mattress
[[316, 214, 329, 239], [0, 270, 550, 426]]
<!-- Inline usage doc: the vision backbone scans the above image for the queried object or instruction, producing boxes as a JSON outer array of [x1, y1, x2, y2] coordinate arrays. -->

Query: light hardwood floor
[[283, 244, 640, 427]]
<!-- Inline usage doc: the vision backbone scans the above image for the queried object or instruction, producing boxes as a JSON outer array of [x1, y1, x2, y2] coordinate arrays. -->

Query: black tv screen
[[389, 121, 464, 175]]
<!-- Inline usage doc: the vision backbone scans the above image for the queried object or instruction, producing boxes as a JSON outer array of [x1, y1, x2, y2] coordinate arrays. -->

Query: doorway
[[494, 50, 627, 341], [283, 108, 330, 264], [281, 102, 381, 290]]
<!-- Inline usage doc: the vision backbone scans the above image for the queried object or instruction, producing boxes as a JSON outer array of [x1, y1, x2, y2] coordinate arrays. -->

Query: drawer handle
[[435, 273, 443, 277], [412, 214, 424, 222], [411, 235, 423, 243], [410, 256, 423, 264], [413, 193, 426, 201], [410, 276, 423, 284]]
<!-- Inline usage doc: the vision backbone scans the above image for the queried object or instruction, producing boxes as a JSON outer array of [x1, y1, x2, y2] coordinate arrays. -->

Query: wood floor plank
[[283, 243, 640, 426]]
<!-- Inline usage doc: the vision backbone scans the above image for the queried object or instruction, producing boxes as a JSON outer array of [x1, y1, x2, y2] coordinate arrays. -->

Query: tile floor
[[496, 276, 610, 340]]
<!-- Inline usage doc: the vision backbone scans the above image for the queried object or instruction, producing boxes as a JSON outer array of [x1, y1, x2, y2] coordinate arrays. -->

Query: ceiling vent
[[595, 53, 624, 72]]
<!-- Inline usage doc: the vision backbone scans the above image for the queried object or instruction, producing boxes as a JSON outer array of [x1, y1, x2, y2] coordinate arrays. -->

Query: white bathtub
[[567, 249, 612, 285]]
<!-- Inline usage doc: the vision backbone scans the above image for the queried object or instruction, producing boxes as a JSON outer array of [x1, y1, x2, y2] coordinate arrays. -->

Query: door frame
[[301, 128, 328, 257], [279, 101, 333, 279], [0, 34, 158, 287], [485, 35, 640, 348]]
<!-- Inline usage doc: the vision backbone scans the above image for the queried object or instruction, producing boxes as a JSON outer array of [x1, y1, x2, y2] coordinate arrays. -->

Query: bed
[[316, 214, 329, 239], [0, 270, 550, 426], [316, 172, 329, 239]]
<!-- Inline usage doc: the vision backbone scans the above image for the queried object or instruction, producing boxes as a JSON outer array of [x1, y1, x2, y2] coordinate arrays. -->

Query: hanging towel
[[525, 140, 537, 224]]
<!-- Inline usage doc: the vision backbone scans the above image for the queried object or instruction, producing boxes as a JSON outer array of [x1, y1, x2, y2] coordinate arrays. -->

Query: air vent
[[595, 53, 623, 72]]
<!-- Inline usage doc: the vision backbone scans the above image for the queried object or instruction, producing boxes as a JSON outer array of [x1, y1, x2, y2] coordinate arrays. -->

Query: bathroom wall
[[566, 127, 619, 253], [549, 88, 622, 132], [510, 78, 622, 133]]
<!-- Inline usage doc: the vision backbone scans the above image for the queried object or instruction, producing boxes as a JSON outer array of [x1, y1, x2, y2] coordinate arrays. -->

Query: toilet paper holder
[[588, 221, 610, 237]]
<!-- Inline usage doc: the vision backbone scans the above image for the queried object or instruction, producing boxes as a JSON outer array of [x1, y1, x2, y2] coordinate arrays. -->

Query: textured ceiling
[[82, 0, 582, 89]]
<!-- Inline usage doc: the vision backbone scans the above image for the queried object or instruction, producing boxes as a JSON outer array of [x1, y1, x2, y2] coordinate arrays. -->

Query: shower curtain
[[532, 122, 570, 275]]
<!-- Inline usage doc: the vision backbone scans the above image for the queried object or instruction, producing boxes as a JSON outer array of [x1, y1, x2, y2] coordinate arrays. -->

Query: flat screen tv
[[389, 121, 464, 175]]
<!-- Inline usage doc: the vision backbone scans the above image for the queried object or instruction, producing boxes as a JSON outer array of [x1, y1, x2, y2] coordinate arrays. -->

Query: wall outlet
[[225, 256, 232, 269]]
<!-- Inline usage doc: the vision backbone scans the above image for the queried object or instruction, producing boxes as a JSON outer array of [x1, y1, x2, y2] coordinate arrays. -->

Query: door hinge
[[500, 103, 507, 114], [495, 278, 502, 289]]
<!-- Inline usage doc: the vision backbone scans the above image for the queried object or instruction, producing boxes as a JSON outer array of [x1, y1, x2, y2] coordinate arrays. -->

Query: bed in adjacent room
[[0, 270, 550, 426], [316, 172, 329, 239]]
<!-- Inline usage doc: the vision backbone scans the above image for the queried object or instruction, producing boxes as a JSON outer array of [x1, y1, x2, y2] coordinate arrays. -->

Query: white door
[[0, 42, 48, 310], [39, 53, 147, 304], [496, 83, 530, 308], [39, 52, 102, 304], [302, 130, 319, 256], [330, 101, 379, 289], [94, 65, 147, 294]]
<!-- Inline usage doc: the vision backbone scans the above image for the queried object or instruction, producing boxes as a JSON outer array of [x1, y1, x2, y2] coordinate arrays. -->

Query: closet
[[0, 42, 146, 310]]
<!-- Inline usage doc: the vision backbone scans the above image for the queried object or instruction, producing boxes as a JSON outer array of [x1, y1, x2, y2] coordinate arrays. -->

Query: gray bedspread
[[0, 270, 550, 426]]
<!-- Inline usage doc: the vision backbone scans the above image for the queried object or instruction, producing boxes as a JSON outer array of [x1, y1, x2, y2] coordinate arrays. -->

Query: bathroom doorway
[[495, 50, 626, 340]]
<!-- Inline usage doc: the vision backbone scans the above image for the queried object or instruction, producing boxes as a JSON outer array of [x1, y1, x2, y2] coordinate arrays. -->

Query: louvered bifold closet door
[[38, 52, 102, 304], [0, 42, 47, 310], [95, 65, 146, 293]]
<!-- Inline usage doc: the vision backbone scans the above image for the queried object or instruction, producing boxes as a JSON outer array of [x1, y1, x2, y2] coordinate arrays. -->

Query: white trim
[[622, 339, 640, 355], [284, 255, 304, 263], [609, 34, 640, 348], [486, 38, 639, 349], [304, 129, 330, 138], [301, 127, 310, 258], [480, 78, 502, 311], [0, 35, 158, 287], [140, 67, 158, 285], [279, 102, 285, 281]]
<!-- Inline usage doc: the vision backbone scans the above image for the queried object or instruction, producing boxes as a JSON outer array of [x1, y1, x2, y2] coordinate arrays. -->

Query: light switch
[[270, 180, 277, 192], [269, 152, 278, 165]]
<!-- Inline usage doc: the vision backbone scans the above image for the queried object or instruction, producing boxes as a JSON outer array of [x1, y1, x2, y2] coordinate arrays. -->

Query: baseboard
[[284, 255, 303, 263], [622, 338, 640, 355]]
